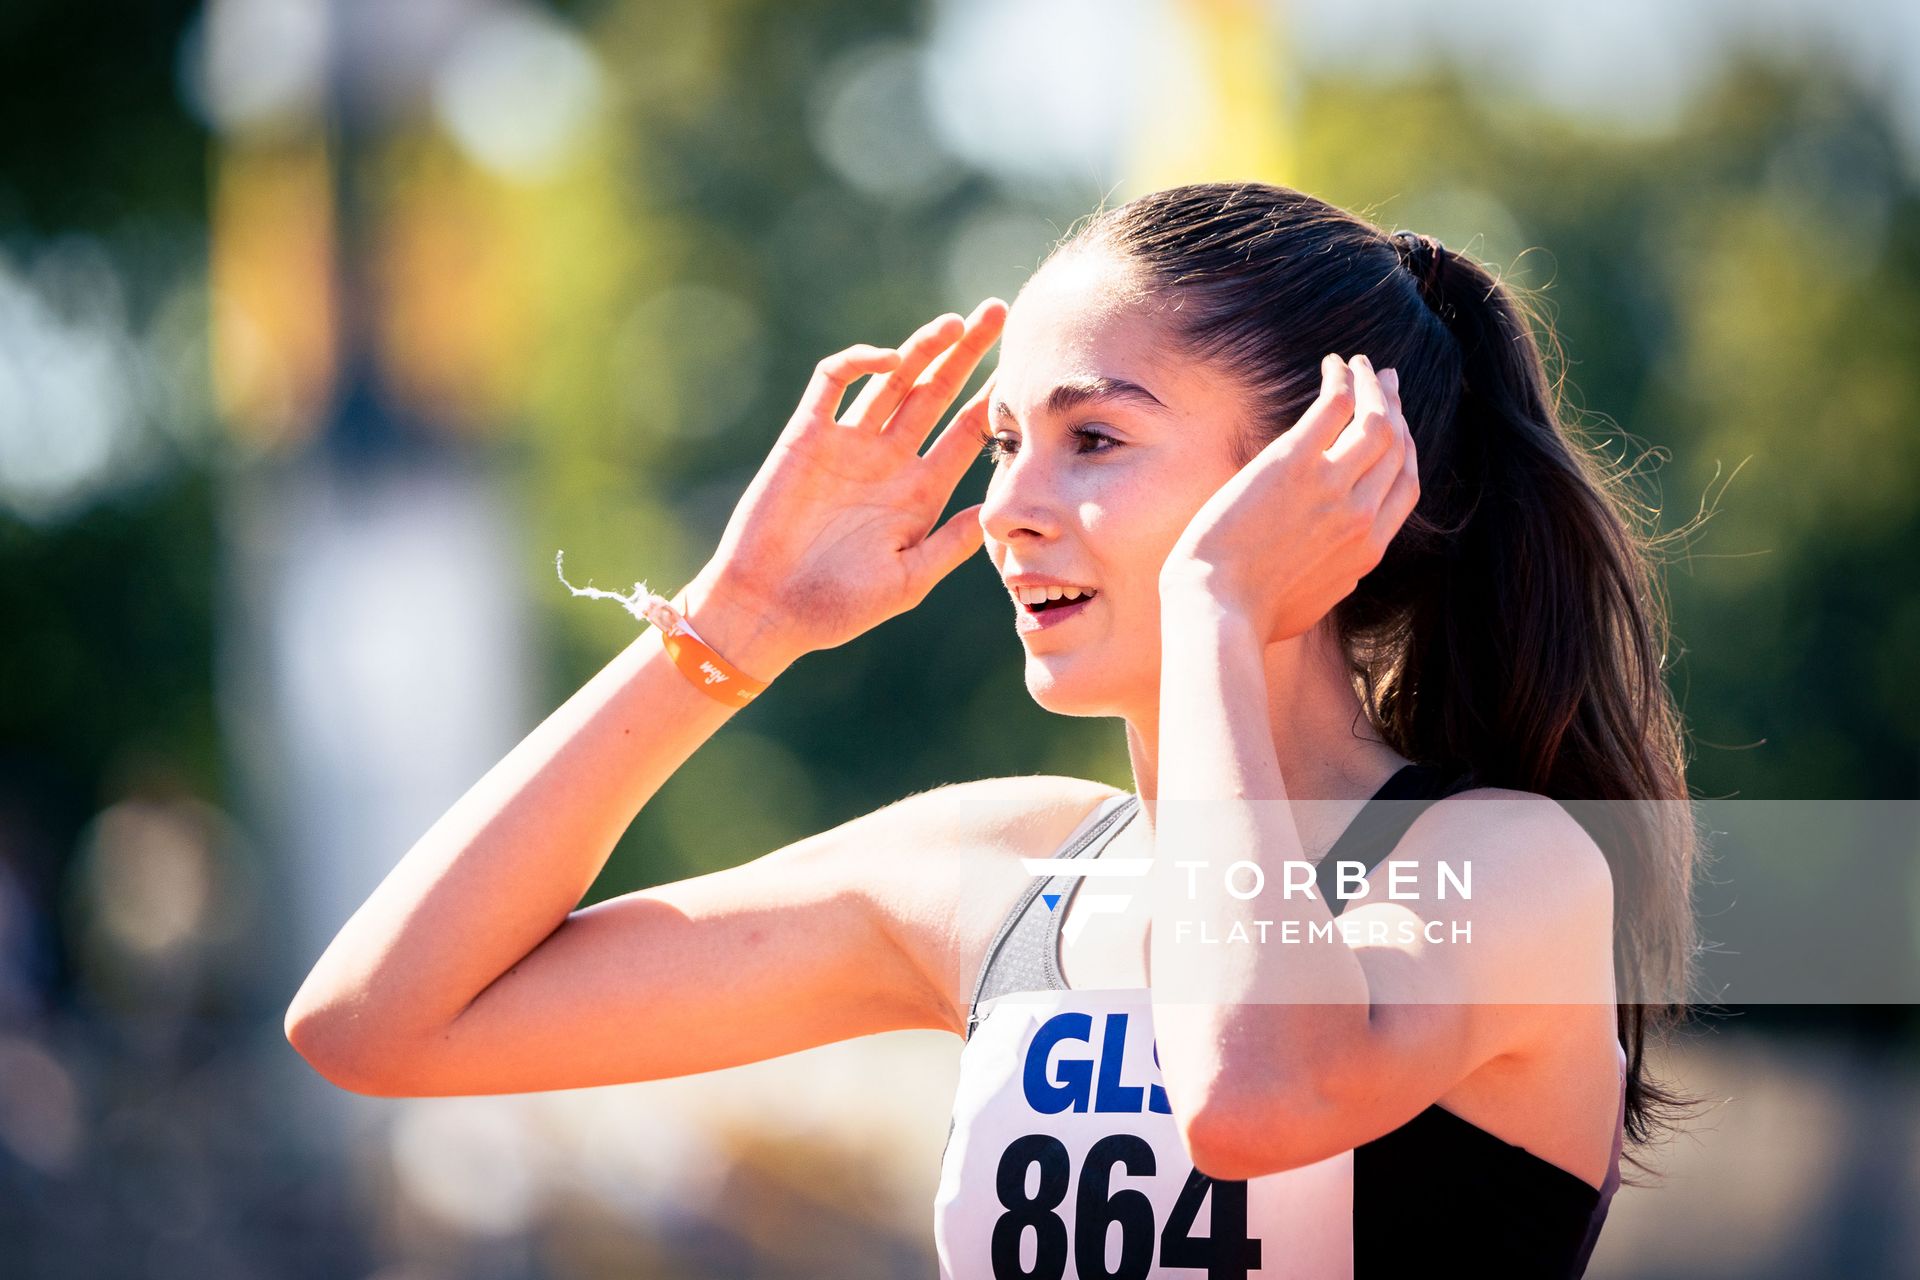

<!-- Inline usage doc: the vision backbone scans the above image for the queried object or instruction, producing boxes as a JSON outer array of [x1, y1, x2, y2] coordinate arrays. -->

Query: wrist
[[676, 567, 805, 684], [1159, 570, 1253, 629]]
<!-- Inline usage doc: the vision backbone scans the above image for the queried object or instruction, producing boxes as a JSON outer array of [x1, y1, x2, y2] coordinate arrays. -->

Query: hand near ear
[[1159, 353, 1419, 643], [693, 299, 1009, 668]]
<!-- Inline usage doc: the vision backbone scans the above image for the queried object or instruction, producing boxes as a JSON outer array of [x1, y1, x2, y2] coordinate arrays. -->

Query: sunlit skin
[[978, 244, 1619, 1188], [286, 238, 1619, 1196], [979, 246, 1413, 820]]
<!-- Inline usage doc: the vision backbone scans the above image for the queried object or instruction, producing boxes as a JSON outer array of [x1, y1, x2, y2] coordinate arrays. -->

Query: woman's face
[[979, 247, 1254, 718]]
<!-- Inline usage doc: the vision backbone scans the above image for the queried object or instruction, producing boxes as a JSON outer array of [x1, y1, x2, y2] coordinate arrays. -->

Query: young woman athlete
[[287, 181, 1698, 1277]]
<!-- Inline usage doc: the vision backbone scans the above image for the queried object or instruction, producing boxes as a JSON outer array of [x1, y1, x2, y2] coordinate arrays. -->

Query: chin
[[1022, 654, 1123, 718]]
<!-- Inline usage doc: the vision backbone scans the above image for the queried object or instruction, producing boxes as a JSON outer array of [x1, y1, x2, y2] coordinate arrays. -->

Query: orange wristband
[[554, 551, 771, 707], [651, 604, 770, 707]]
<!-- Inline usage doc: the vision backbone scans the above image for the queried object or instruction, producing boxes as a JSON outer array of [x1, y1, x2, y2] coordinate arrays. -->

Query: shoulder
[[827, 774, 1129, 1036], [1325, 784, 1617, 1077], [860, 773, 1130, 919], [1404, 785, 1615, 912], [769, 774, 1124, 870], [1355, 785, 1615, 1003], [870, 773, 1129, 848]]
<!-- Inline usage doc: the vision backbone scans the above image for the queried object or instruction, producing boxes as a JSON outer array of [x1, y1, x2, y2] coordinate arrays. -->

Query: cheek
[[1086, 474, 1214, 583]]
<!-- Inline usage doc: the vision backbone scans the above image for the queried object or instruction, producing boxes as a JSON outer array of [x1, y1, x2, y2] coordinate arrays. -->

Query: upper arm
[[319, 773, 1121, 1097]]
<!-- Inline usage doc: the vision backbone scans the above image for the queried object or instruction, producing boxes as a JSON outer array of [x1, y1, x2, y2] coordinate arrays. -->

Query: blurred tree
[[1296, 58, 1920, 802], [0, 0, 214, 1004], [0, 0, 1913, 1000], [1, 4, 1917, 1275]]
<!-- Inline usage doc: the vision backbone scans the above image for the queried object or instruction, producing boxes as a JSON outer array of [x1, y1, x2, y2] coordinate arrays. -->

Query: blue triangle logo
[[1041, 893, 1061, 912]]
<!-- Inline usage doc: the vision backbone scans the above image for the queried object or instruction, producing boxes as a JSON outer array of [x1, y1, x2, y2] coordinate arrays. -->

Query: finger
[[919, 369, 997, 493], [1288, 353, 1358, 455], [843, 313, 965, 429], [794, 345, 902, 423], [1366, 436, 1422, 556], [1349, 410, 1410, 516], [904, 502, 987, 604], [1347, 363, 1412, 506], [883, 298, 1008, 446], [1326, 354, 1397, 485]]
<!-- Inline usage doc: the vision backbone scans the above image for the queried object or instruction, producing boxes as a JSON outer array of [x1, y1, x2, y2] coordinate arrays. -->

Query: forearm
[[1149, 588, 1369, 1120], [286, 565, 801, 1050]]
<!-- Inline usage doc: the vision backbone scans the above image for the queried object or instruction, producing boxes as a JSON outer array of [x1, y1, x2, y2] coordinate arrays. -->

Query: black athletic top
[[958, 763, 1626, 1277]]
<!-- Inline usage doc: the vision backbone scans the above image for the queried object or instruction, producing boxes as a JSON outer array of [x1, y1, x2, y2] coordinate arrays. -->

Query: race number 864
[[991, 1131, 1263, 1280]]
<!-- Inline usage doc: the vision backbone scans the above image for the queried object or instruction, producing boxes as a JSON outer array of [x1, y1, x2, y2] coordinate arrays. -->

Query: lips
[[1021, 587, 1098, 614], [1014, 591, 1097, 634], [1008, 582, 1098, 608], [1003, 572, 1101, 637]]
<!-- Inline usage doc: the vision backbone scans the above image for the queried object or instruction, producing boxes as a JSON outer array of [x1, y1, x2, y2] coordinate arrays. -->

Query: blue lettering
[[1024, 1012, 1094, 1113], [1095, 1013, 1144, 1112], [1024, 1012, 1173, 1114]]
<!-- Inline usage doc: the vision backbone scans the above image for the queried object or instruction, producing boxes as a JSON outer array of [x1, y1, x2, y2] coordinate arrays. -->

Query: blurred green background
[[1, 0, 1916, 1276]]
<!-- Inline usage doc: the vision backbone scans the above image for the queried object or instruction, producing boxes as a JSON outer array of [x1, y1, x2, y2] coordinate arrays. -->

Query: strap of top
[[963, 791, 1138, 1042], [963, 764, 1475, 1039], [1314, 763, 1476, 918]]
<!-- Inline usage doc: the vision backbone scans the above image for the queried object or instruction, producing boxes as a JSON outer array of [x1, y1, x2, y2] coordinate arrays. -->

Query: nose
[[979, 445, 1066, 548]]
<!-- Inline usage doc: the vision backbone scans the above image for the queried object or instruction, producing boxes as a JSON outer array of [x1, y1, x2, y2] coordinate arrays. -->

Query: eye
[[976, 424, 1012, 463], [976, 423, 1121, 464], [1068, 424, 1121, 453]]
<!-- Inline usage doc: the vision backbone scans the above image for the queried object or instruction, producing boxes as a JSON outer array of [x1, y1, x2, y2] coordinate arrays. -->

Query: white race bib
[[935, 987, 1353, 1279]]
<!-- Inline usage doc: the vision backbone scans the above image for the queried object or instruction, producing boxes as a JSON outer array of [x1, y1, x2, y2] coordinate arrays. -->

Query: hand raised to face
[[1159, 353, 1420, 644], [697, 298, 1009, 664]]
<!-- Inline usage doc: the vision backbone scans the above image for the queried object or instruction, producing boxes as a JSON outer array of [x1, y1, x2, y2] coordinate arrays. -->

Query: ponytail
[[1372, 238, 1704, 1175], [1063, 182, 1705, 1177]]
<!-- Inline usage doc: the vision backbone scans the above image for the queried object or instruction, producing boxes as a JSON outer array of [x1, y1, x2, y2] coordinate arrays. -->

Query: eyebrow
[[991, 375, 1171, 426]]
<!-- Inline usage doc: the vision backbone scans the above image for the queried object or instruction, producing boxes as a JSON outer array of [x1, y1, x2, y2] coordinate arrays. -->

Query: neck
[[1122, 621, 1409, 840]]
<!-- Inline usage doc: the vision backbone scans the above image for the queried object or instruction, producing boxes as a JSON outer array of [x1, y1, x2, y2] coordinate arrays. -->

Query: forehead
[[993, 248, 1251, 447], [996, 250, 1179, 402]]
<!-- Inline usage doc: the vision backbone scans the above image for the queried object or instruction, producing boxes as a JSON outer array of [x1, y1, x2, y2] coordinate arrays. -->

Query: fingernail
[[1382, 367, 1399, 388], [1353, 353, 1374, 372]]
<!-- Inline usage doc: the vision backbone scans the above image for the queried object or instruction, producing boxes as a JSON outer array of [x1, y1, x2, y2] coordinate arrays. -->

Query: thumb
[[905, 503, 986, 601]]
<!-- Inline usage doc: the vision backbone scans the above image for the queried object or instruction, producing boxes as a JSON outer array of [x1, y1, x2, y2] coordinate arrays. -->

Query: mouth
[[1011, 585, 1099, 633]]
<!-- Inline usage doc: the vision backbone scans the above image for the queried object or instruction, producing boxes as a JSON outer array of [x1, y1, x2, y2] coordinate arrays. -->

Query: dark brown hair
[[1056, 182, 1701, 1178]]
